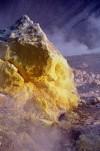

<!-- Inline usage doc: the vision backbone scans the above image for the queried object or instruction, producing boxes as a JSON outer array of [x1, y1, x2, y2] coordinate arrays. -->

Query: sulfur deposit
[[0, 15, 79, 120]]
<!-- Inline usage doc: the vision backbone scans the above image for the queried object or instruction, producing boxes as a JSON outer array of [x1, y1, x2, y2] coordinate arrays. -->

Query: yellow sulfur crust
[[0, 17, 79, 120]]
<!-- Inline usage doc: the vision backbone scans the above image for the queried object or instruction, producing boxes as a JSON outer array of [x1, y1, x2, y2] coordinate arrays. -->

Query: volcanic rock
[[0, 15, 79, 121], [76, 133, 100, 151]]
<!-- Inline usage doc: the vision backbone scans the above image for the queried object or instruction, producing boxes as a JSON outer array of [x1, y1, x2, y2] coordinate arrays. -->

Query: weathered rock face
[[0, 15, 79, 120]]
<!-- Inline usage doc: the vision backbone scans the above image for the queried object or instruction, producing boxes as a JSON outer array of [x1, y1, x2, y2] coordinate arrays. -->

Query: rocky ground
[[59, 53, 100, 151], [68, 53, 100, 100]]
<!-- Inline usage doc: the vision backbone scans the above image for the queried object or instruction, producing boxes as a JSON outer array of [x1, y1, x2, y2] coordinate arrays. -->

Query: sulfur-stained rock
[[0, 59, 24, 95], [0, 15, 79, 120]]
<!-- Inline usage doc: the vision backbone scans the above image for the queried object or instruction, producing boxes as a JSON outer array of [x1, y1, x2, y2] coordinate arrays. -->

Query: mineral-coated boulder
[[0, 15, 79, 120]]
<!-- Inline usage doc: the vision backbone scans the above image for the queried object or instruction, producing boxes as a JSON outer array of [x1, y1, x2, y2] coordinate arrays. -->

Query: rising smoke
[[0, 93, 62, 151], [48, 15, 100, 56], [0, 0, 100, 56]]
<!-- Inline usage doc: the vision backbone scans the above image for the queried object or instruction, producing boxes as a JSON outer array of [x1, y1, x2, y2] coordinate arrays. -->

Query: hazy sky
[[0, 0, 100, 56]]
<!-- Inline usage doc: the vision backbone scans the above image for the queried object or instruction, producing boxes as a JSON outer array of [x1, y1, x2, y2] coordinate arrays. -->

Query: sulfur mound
[[0, 15, 79, 120]]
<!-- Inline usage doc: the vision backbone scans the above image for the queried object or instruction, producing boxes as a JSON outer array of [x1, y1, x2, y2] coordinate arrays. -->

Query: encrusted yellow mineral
[[0, 15, 79, 120]]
